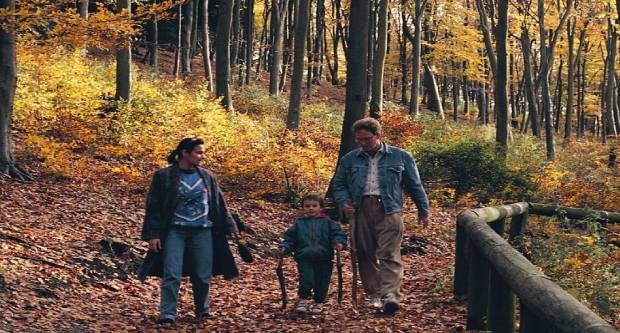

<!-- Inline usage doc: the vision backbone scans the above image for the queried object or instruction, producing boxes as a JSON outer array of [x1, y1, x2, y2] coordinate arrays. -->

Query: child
[[278, 193, 347, 314]]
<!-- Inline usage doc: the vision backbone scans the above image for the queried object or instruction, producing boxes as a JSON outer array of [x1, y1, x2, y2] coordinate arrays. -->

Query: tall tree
[[147, 0, 158, 71], [215, 0, 235, 110], [78, 0, 89, 19], [604, 19, 618, 138], [286, 0, 311, 130], [181, 0, 194, 75], [494, 0, 509, 147], [200, 0, 214, 91], [115, 0, 131, 102], [337, 0, 370, 159], [368, 0, 389, 118], [405, 0, 428, 116], [520, 26, 540, 137], [476, 0, 508, 148], [269, 0, 289, 96], [538, 0, 573, 161], [244, 0, 255, 85], [0, 0, 30, 179]]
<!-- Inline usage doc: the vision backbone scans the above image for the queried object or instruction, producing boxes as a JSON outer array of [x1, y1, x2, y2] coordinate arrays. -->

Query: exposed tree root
[[0, 162, 34, 181]]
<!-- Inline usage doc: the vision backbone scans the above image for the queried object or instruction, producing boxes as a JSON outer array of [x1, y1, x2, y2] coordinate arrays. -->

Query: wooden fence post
[[454, 223, 469, 299], [509, 212, 529, 242], [487, 218, 516, 333], [466, 243, 489, 330], [520, 301, 551, 333]]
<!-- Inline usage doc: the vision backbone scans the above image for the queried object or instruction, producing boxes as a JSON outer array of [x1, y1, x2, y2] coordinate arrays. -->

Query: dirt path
[[0, 172, 466, 332]]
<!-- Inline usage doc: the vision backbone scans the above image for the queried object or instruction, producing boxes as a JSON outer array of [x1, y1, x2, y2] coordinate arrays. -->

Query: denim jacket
[[332, 143, 429, 218]]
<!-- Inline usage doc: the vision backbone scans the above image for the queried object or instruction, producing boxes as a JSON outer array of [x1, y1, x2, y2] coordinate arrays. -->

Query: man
[[332, 118, 429, 314]]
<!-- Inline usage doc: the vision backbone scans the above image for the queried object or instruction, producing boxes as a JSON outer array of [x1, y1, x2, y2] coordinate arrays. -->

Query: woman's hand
[[229, 231, 240, 239], [148, 239, 162, 253]]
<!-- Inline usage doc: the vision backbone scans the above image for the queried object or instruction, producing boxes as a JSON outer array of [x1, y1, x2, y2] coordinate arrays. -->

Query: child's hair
[[301, 193, 324, 207]]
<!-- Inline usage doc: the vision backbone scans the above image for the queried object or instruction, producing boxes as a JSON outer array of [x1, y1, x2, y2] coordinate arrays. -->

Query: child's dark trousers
[[296, 260, 333, 303]]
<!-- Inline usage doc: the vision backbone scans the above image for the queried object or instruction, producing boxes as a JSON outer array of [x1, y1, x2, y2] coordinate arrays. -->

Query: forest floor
[[0, 139, 467, 332]]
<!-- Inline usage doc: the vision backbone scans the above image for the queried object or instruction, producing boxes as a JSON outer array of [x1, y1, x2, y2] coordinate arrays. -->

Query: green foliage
[[410, 137, 535, 204], [528, 216, 620, 319]]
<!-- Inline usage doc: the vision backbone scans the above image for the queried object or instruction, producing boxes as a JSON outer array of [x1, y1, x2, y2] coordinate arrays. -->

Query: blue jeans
[[160, 227, 213, 320]]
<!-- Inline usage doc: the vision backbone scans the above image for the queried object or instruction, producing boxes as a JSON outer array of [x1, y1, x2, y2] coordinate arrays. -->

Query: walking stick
[[276, 257, 287, 310], [349, 214, 359, 308], [336, 249, 343, 304]]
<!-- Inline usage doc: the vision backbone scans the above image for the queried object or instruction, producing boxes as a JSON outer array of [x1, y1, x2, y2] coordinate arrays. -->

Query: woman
[[138, 138, 239, 326]]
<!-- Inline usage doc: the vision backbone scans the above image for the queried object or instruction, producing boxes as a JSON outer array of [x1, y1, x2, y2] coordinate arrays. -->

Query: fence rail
[[453, 202, 619, 333]]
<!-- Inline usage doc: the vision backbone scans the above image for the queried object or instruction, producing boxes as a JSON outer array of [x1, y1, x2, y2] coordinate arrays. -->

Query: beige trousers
[[354, 196, 404, 300]]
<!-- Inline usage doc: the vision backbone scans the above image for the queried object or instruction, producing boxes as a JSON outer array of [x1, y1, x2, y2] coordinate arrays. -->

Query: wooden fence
[[453, 202, 620, 333]]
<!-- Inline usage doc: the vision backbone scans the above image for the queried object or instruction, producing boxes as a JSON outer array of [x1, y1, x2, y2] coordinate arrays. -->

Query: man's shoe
[[381, 293, 400, 315], [368, 298, 382, 310]]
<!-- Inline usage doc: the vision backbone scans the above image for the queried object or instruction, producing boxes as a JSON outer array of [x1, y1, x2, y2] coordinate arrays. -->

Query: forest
[[0, 0, 619, 331]]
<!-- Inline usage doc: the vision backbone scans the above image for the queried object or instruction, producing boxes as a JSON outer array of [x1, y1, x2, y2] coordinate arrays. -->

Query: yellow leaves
[[563, 253, 593, 269]]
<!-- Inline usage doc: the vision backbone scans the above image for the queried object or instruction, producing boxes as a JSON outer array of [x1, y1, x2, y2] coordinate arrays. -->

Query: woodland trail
[[0, 170, 466, 332]]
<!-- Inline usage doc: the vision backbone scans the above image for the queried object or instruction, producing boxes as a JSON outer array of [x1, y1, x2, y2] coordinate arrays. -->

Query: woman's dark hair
[[300, 193, 324, 207], [166, 137, 205, 164]]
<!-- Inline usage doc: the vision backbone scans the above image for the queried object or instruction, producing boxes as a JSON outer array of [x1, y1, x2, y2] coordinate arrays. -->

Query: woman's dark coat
[[137, 165, 239, 281]]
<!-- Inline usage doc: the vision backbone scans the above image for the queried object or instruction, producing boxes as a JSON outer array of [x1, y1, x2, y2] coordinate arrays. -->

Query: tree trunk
[[494, 0, 509, 148], [244, 0, 255, 85], [286, 0, 311, 129], [425, 63, 445, 119], [269, 0, 288, 96], [279, 0, 294, 92], [231, 0, 242, 68], [147, 0, 158, 71], [115, 0, 131, 102], [191, 0, 200, 61], [337, 0, 370, 160], [367, 1, 376, 99], [478, 81, 487, 124], [521, 28, 540, 137], [409, 0, 426, 116], [173, 4, 182, 77], [0, 0, 29, 179], [509, 52, 516, 119], [78, 0, 89, 19], [553, 57, 563, 133], [305, 11, 313, 97], [605, 23, 618, 137], [181, 0, 194, 75], [255, 1, 270, 78], [399, 7, 408, 104], [331, 0, 340, 85], [368, 0, 389, 118], [463, 73, 469, 115], [215, 0, 234, 110], [453, 75, 459, 121], [201, 0, 214, 91], [565, 19, 576, 140], [312, 0, 325, 84]]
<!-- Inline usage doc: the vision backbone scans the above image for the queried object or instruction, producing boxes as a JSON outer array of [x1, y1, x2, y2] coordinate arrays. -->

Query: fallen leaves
[[0, 174, 467, 332]]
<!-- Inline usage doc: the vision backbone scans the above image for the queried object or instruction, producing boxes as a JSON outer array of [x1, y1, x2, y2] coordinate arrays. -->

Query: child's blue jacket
[[280, 215, 347, 261]]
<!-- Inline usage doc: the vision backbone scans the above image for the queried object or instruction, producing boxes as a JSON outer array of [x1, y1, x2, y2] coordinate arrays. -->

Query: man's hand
[[343, 202, 355, 219], [334, 243, 344, 251], [419, 216, 429, 228], [148, 239, 161, 253]]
